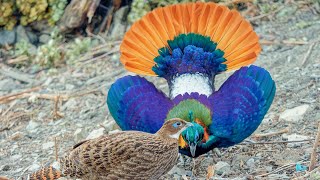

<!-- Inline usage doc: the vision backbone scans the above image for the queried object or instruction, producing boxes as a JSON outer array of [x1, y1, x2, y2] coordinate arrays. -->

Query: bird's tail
[[120, 2, 260, 81], [23, 166, 62, 180]]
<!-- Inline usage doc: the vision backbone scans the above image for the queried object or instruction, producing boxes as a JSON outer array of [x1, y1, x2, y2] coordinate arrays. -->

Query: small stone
[[16, 25, 30, 43], [167, 166, 186, 175], [279, 105, 309, 122], [283, 133, 311, 147], [215, 161, 231, 175], [104, 120, 117, 132], [0, 79, 19, 91], [42, 141, 55, 150], [62, 99, 77, 111], [108, 129, 120, 134], [1, 165, 10, 171], [39, 34, 51, 44], [86, 128, 105, 140], [0, 29, 16, 46], [26, 121, 39, 131], [74, 128, 85, 142], [246, 158, 255, 168], [10, 154, 22, 161], [28, 163, 40, 172], [65, 84, 75, 90]]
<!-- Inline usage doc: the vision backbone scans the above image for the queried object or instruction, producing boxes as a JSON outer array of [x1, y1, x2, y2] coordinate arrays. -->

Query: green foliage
[[166, 99, 212, 126], [34, 29, 63, 68], [11, 28, 95, 68], [128, 0, 204, 23], [0, 0, 67, 30], [66, 37, 92, 64]]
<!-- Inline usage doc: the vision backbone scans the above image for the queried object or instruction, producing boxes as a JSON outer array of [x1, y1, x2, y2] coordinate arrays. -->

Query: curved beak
[[189, 143, 197, 157], [186, 122, 193, 127]]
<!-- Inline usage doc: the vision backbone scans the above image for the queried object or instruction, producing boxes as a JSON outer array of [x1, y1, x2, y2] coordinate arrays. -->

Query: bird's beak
[[186, 122, 193, 127], [189, 143, 197, 157]]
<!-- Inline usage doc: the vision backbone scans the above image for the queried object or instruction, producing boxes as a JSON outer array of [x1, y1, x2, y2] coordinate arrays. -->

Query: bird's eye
[[172, 122, 182, 128]]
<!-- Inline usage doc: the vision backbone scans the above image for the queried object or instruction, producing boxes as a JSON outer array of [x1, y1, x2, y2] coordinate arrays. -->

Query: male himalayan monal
[[107, 2, 276, 158]]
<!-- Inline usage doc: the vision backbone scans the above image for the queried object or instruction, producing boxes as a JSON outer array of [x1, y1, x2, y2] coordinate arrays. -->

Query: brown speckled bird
[[25, 118, 191, 180]]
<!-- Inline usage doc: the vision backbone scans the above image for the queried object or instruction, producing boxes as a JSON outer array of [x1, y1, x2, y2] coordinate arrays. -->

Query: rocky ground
[[1, 3, 320, 180]]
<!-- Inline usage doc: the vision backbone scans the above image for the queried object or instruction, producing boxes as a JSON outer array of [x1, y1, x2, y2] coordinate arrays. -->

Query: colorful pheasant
[[107, 2, 276, 157], [23, 118, 191, 180]]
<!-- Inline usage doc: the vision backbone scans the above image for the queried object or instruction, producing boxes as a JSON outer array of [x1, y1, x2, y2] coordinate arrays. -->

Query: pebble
[[42, 141, 55, 150], [62, 99, 78, 111], [167, 166, 186, 175], [0, 79, 19, 91], [283, 133, 311, 147], [26, 121, 39, 131], [215, 161, 231, 175], [86, 128, 105, 140], [246, 158, 255, 168], [104, 120, 117, 132], [74, 128, 85, 142], [0, 29, 16, 46], [279, 104, 309, 122], [28, 163, 40, 172]]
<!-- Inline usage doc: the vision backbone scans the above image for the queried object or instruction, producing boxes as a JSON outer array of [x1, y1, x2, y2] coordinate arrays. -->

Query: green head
[[181, 122, 204, 157]]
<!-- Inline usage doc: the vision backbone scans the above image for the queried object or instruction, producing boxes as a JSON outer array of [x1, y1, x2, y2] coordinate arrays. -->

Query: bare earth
[[0, 5, 320, 180]]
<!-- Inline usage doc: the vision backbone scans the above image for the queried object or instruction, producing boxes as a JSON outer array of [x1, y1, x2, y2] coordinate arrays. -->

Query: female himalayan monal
[[107, 2, 276, 158], [23, 118, 192, 180]]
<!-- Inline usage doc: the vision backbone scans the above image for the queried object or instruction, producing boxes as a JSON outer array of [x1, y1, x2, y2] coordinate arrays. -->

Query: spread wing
[[107, 75, 173, 133], [209, 65, 276, 147]]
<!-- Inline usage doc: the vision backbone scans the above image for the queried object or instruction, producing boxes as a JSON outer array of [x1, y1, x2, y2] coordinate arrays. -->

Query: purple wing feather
[[208, 65, 276, 147], [107, 76, 173, 133]]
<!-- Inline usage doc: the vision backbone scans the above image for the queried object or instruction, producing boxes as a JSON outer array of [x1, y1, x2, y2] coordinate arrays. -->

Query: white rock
[[42, 141, 55, 150], [26, 121, 39, 131], [28, 163, 40, 172], [283, 133, 311, 147], [279, 105, 309, 122], [104, 120, 116, 131], [246, 158, 255, 168], [167, 166, 186, 175], [74, 128, 85, 142], [108, 129, 120, 134], [215, 161, 231, 175], [86, 128, 105, 140]]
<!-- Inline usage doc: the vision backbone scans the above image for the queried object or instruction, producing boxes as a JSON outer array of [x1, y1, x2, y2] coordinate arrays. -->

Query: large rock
[[86, 127, 105, 140], [0, 29, 16, 46], [279, 105, 309, 122], [215, 161, 231, 175]]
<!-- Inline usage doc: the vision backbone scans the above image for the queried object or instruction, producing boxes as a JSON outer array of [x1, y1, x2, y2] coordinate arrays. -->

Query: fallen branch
[[7, 55, 29, 64], [309, 122, 320, 171], [252, 127, 289, 138], [260, 39, 309, 46], [242, 138, 314, 145], [0, 65, 38, 84], [248, 6, 284, 21], [301, 42, 316, 67], [255, 162, 309, 178], [0, 86, 42, 104]]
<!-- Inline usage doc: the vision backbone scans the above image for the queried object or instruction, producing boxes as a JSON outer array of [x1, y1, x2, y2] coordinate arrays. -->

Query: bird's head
[[157, 118, 193, 140], [181, 122, 204, 157]]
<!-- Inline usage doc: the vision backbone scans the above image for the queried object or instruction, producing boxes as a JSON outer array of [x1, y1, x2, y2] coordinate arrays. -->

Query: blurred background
[[0, 0, 320, 179]]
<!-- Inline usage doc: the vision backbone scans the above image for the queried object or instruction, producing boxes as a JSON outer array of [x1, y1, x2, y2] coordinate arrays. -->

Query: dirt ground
[[1, 3, 320, 180]]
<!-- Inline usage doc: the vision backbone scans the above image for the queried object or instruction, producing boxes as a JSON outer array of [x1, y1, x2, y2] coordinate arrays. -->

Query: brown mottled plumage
[[25, 118, 191, 180]]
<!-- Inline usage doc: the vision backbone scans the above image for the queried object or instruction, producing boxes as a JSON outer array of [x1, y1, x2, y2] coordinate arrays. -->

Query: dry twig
[[252, 127, 290, 138], [0, 86, 41, 104], [309, 122, 320, 171], [248, 6, 284, 21], [301, 42, 316, 67]]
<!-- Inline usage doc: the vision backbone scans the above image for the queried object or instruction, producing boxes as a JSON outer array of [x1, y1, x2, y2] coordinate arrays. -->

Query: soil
[[0, 3, 320, 180]]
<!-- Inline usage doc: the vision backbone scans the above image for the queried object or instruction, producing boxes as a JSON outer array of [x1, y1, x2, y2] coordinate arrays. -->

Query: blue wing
[[107, 75, 173, 133], [208, 65, 276, 147]]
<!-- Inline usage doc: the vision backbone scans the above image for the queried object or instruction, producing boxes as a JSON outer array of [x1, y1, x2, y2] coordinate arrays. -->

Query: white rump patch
[[170, 73, 213, 98]]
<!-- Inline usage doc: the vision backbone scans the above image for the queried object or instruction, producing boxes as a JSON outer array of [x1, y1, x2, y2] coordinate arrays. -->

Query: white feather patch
[[170, 73, 213, 98]]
